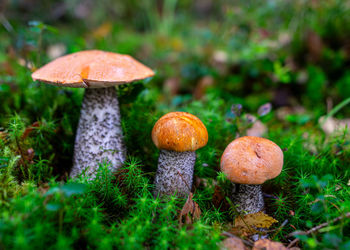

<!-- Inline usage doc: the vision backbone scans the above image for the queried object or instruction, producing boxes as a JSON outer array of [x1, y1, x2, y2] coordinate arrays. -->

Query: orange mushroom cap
[[152, 112, 208, 152], [31, 50, 154, 88], [220, 136, 283, 185]]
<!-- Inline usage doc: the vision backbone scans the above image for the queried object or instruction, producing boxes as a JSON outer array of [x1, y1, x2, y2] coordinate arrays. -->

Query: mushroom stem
[[154, 149, 196, 198], [232, 184, 264, 214], [71, 87, 126, 178]]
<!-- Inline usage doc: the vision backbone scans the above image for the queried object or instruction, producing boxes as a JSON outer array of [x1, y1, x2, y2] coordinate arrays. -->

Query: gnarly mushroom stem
[[70, 87, 126, 178], [154, 149, 196, 198], [232, 184, 264, 214]]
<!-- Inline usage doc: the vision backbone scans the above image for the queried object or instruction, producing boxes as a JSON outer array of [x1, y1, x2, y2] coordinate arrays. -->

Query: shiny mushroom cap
[[152, 112, 208, 152], [32, 50, 154, 88], [220, 136, 283, 185]]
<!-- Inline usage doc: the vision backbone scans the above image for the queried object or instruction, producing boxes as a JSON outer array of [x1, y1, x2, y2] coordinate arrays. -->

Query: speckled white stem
[[70, 87, 126, 178], [233, 184, 268, 241], [232, 184, 264, 214], [154, 150, 196, 198]]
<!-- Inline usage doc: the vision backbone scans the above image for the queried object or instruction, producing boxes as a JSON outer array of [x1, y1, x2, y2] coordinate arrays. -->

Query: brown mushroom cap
[[32, 50, 154, 88], [152, 112, 208, 152], [220, 136, 283, 185]]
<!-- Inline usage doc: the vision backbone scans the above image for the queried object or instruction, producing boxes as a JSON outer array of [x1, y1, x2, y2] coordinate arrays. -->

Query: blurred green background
[[2, 0, 350, 110]]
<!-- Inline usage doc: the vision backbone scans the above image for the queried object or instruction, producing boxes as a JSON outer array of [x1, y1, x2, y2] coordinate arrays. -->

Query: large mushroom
[[220, 136, 283, 214], [152, 112, 208, 197], [32, 50, 154, 178]]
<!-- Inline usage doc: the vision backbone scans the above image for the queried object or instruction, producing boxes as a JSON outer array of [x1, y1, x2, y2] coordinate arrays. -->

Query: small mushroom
[[220, 136, 283, 214], [152, 112, 208, 197], [32, 50, 154, 178]]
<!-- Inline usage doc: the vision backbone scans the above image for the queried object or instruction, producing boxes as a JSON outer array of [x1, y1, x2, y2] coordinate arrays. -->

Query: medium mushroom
[[220, 136, 283, 214], [152, 112, 208, 197], [32, 50, 154, 178]]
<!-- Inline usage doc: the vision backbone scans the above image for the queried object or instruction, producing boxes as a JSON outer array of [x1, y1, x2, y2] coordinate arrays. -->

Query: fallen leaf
[[211, 50, 229, 75], [212, 185, 229, 210], [277, 32, 291, 47], [253, 239, 288, 250], [17, 58, 35, 70], [170, 37, 184, 52], [220, 237, 247, 250], [231, 212, 278, 237], [74, 0, 92, 19], [319, 116, 350, 135], [38, 183, 50, 194], [92, 22, 112, 39], [306, 30, 323, 62], [231, 223, 258, 237], [193, 76, 214, 100], [0, 131, 7, 140], [194, 176, 216, 189], [237, 212, 278, 228], [47, 43, 66, 60], [164, 77, 180, 97], [22, 121, 41, 139], [1, 61, 15, 75], [213, 50, 228, 64], [246, 120, 267, 137], [178, 193, 201, 226]]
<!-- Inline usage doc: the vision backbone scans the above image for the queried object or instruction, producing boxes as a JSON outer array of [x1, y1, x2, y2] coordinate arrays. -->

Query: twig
[[287, 238, 300, 249], [263, 193, 280, 200], [270, 219, 288, 239], [221, 231, 254, 247], [287, 212, 350, 248], [177, 170, 191, 191], [0, 13, 14, 33]]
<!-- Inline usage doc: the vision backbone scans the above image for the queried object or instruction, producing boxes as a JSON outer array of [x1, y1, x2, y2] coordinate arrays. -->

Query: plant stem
[[321, 97, 350, 126], [287, 212, 350, 248]]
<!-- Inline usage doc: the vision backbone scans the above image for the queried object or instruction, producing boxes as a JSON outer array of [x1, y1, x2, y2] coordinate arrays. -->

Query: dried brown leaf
[[164, 77, 180, 96], [319, 116, 350, 135], [253, 239, 288, 250], [230, 224, 258, 237], [221, 237, 247, 250], [178, 192, 201, 226], [92, 22, 112, 39], [212, 185, 225, 206], [194, 76, 214, 100], [47, 43, 66, 60], [306, 30, 323, 62], [232, 212, 278, 237], [236, 212, 278, 228], [22, 121, 41, 139], [0, 131, 7, 141], [246, 120, 267, 137]]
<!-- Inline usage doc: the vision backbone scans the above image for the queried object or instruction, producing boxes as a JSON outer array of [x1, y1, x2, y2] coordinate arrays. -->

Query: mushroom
[[32, 50, 154, 178], [152, 112, 208, 197], [220, 136, 283, 214]]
